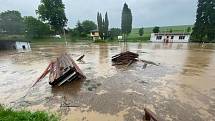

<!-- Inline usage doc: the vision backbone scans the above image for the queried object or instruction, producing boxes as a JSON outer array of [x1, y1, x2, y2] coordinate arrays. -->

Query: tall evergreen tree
[[104, 12, 109, 39], [121, 3, 132, 41], [191, 0, 215, 42], [37, 0, 67, 34], [97, 12, 103, 39], [97, 12, 109, 40]]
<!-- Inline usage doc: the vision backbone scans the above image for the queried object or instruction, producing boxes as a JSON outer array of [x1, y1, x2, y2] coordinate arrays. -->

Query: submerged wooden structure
[[34, 53, 85, 87], [112, 51, 139, 65]]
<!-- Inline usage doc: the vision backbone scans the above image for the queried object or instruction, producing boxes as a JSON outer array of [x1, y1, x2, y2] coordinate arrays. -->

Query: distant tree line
[[0, 10, 51, 38], [0, 1, 134, 41]]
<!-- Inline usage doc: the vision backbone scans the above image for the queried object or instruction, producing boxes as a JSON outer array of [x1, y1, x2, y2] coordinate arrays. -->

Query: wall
[[150, 33, 190, 43], [15, 41, 31, 51]]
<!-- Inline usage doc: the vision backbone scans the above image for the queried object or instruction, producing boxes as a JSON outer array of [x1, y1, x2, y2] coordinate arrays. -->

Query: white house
[[90, 29, 100, 41], [150, 33, 190, 43]]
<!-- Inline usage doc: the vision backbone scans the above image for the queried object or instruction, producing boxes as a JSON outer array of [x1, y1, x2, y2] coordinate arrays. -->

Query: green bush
[[0, 105, 58, 121]]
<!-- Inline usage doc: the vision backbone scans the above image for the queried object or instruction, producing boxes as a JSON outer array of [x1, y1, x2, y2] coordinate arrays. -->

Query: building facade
[[90, 30, 100, 41], [150, 33, 190, 43]]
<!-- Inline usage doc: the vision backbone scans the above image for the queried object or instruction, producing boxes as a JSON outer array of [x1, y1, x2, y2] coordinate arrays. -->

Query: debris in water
[[142, 63, 148, 69], [144, 108, 163, 121], [77, 54, 85, 62], [112, 51, 139, 65], [34, 53, 86, 87], [140, 59, 159, 66]]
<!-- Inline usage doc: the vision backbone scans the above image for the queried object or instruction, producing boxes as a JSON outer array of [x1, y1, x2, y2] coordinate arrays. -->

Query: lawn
[[0, 105, 58, 121]]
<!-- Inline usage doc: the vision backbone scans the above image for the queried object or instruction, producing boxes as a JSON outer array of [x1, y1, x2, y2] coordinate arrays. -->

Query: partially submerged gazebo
[[0, 40, 31, 51]]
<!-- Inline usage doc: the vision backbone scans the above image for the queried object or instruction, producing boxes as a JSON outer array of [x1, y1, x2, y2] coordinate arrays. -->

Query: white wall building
[[0, 40, 31, 51], [150, 33, 190, 43], [15, 41, 31, 50]]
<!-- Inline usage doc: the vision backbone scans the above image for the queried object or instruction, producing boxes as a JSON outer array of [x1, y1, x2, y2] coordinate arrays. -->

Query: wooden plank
[[57, 71, 77, 86], [65, 53, 85, 79]]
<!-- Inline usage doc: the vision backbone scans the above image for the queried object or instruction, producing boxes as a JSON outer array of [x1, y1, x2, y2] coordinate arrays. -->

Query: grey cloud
[[0, 0, 197, 28]]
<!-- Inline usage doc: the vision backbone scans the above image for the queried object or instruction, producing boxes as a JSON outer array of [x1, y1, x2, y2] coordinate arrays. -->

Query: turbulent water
[[0, 42, 215, 121]]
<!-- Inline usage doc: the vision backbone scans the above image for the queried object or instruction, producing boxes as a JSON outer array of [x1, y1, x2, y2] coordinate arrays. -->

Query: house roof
[[153, 33, 190, 36], [90, 29, 99, 32]]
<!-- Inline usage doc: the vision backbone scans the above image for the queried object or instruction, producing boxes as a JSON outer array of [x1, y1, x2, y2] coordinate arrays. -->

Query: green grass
[[128, 25, 193, 41], [0, 105, 58, 121]]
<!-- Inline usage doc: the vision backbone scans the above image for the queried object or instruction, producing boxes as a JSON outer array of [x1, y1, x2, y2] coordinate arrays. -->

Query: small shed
[[0, 40, 31, 51]]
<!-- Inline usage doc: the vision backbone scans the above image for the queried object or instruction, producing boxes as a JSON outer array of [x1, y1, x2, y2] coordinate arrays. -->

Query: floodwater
[[0, 42, 215, 121]]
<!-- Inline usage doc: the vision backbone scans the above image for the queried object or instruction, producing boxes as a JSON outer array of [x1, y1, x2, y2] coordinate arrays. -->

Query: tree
[[109, 28, 121, 40], [169, 28, 173, 33], [139, 28, 144, 36], [153, 26, 160, 33], [82, 20, 97, 34], [187, 27, 191, 33], [0, 10, 24, 34], [75, 21, 85, 37], [24, 16, 51, 38], [121, 3, 132, 41], [71, 20, 97, 38], [97, 12, 103, 39], [191, 0, 215, 42], [37, 0, 67, 34], [104, 12, 109, 39], [97, 12, 109, 40]]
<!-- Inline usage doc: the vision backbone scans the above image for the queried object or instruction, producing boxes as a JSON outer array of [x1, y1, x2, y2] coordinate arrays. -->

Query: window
[[156, 36, 162, 40], [179, 36, 185, 40], [171, 36, 174, 39]]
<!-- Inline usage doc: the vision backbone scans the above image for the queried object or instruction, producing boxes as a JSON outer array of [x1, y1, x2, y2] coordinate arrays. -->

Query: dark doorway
[[22, 45, 26, 50]]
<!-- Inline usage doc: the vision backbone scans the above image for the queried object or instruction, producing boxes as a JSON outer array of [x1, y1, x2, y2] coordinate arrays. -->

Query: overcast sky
[[0, 0, 197, 28]]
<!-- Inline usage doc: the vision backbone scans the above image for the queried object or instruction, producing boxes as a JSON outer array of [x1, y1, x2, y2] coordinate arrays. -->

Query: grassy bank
[[0, 105, 58, 121]]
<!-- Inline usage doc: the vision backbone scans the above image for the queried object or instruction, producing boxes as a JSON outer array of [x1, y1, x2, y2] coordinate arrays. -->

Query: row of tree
[[97, 12, 109, 40], [0, 0, 68, 38], [0, 10, 51, 38]]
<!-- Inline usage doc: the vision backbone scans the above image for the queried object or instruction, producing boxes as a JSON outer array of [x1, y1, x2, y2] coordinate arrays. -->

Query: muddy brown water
[[0, 42, 215, 121]]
